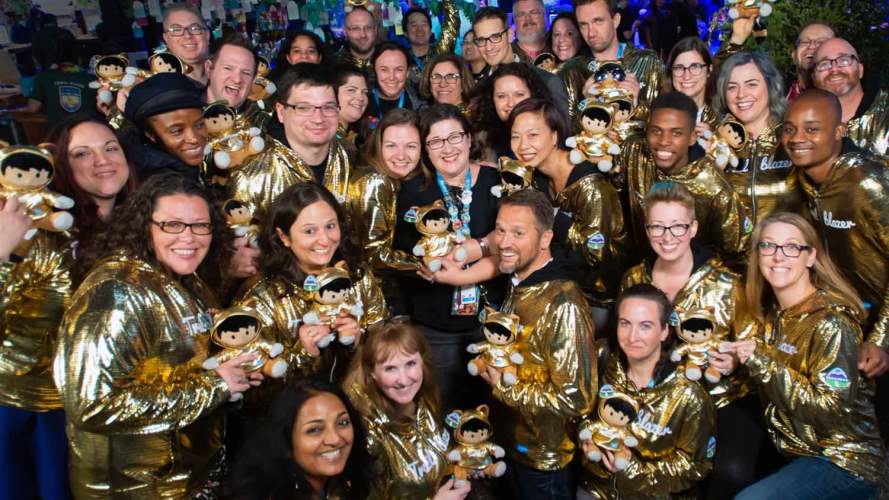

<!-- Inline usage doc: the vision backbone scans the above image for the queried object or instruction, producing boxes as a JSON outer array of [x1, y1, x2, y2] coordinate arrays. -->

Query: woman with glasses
[[419, 54, 475, 112], [54, 173, 255, 498], [344, 319, 471, 500], [546, 12, 590, 70], [620, 182, 763, 499], [665, 37, 718, 134], [722, 212, 886, 500], [393, 104, 505, 413]]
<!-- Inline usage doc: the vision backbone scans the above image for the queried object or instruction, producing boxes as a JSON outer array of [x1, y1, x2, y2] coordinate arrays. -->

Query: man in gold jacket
[[479, 190, 595, 500], [227, 64, 353, 223], [402, 1, 459, 88], [622, 92, 751, 268], [335, 6, 377, 75]]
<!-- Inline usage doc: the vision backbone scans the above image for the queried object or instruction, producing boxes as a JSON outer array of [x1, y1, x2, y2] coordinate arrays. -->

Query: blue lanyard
[[372, 89, 405, 120], [617, 42, 626, 59], [411, 51, 425, 71], [435, 167, 473, 239]]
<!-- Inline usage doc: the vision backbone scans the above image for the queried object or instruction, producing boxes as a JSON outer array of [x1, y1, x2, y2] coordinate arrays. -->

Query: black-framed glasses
[[281, 102, 340, 117], [670, 63, 707, 76], [473, 29, 508, 47], [426, 131, 466, 150], [756, 241, 811, 258], [164, 23, 206, 37], [645, 223, 692, 238], [431, 73, 461, 84], [152, 220, 213, 235], [814, 54, 858, 73]]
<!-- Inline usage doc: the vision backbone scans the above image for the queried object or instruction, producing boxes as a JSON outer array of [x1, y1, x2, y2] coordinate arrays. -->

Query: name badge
[[452, 285, 480, 316]]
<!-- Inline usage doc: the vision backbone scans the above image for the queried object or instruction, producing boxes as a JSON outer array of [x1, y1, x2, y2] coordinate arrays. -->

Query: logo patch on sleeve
[[706, 436, 717, 458], [821, 367, 851, 390], [587, 232, 606, 251]]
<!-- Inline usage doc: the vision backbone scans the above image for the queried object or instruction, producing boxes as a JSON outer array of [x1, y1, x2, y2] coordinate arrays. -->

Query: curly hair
[[258, 182, 363, 293], [79, 172, 233, 293], [546, 12, 591, 63]]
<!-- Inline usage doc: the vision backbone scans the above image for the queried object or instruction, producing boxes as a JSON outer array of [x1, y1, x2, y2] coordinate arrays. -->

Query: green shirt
[[29, 66, 98, 122]]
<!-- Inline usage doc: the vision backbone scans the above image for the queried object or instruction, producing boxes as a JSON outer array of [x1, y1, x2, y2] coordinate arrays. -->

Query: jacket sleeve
[[347, 173, 418, 275], [860, 176, 889, 349], [356, 271, 388, 330], [710, 179, 752, 270]]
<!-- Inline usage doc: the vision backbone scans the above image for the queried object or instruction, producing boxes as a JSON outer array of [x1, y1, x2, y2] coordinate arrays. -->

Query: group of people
[[3, 0, 889, 499]]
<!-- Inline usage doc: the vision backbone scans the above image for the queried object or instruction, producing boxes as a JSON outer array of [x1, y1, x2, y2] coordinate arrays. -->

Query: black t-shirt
[[394, 165, 507, 332]]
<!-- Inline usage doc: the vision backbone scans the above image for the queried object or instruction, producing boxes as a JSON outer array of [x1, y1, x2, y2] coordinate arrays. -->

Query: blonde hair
[[344, 320, 440, 423], [745, 212, 865, 322], [361, 108, 421, 181], [643, 181, 697, 221]]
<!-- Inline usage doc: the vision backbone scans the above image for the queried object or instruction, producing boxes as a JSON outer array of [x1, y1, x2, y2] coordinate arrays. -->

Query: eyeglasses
[[473, 29, 508, 47], [671, 63, 707, 76], [426, 131, 466, 150], [797, 37, 830, 48], [431, 73, 461, 84], [756, 241, 811, 258], [152, 220, 213, 235], [281, 102, 340, 117], [814, 54, 858, 73], [645, 223, 692, 238], [164, 23, 206, 37]]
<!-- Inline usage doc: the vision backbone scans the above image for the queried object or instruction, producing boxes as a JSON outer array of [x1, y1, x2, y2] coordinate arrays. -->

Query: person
[[622, 92, 751, 268], [619, 183, 761, 498], [546, 12, 590, 70], [227, 377, 372, 499], [53, 173, 253, 498], [393, 104, 505, 413], [509, 97, 627, 329], [419, 54, 475, 111], [461, 31, 488, 81], [722, 212, 886, 500], [204, 36, 257, 110], [787, 21, 835, 100], [333, 64, 370, 152], [511, 0, 550, 64], [344, 319, 472, 500], [362, 42, 423, 134], [811, 38, 889, 158], [228, 64, 352, 222], [337, 6, 377, 73], [664, 36, 717, 131], [347, 109, 422, 314], [785, 89, 889, 436], [161, 3, 211, 86], [638, 0, 679, 60], [119, 72, 209, 180], [269, 29, 326, 83], [235, 182, 387, 385], [579, 284, 716, 498], [481, 188, 594, 500], [471, 7, 570, 117], [27, 25, 99, 122], [712, 51, 792, 224], [402, 2, 459, 88], [563, 0, 665, 122]]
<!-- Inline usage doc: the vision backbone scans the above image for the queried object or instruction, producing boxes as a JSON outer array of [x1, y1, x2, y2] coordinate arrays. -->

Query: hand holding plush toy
[[670, 310, 724, 383], [446, 404, 507, 487], [89, 54, 130, 105], [247, 56, 277, 110], [699, 118, 747, 170], [201, 307, 287, 401], [223, 199, 260, 249], [467, 307, 526, 386], [490, 157, 534, 198], [203, 101, 266, 170], [584, 61, 634, 103], [410, 200, 467, 272], [607, 97, 643, 143], [565, 102, 622, 172], [578, 385, 640, 471], [727, 0, 776, 37], [301, 261, 365, 348]]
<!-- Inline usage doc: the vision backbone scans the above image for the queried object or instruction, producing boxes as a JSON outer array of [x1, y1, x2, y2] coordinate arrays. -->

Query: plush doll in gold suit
[[247, 56, 277, 110], [447, 404, 507, 486], [670, 310, 723, 383], [491, 157, 534, 198], [700, 119, 748, 170], [578, 385, 640, 470], [89, 53, 130, 104], [566, 104, 621, 172], [467, 307, 525, 386], [410, 200, 467, 272], [301, 261, 365, 348], [203, 102, 266, 170], [223, 199, 260, 249]]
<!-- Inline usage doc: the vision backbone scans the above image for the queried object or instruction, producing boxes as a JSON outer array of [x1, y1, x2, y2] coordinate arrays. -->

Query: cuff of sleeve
[[865, 327, 889, 351], [0, 260, 15, 281], [744, 350, 769, 380]]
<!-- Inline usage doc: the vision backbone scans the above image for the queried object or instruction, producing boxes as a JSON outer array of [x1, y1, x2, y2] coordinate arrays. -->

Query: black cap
[[123, 72, 205, 124]]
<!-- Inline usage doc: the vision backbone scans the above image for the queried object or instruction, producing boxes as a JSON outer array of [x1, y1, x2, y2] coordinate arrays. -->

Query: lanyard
[[372, 89, 405, 120], [435, 167, 473, 239], [617, 42, 626, 59]]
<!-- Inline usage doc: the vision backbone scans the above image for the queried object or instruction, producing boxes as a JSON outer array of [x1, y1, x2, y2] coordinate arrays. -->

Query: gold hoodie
[[845, 88, 889, 158], [53, 253, 228, 499], [795, 149, 889, 349], [581, 355, 716, 499], [745, 290, 885, 484], [0, 231, 72, 411]]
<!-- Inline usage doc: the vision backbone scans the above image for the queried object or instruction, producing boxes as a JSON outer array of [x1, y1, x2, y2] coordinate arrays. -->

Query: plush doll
[[410, 200, 467, 272], [301, 261, 365, 348], [699, 118, 747, 170], [585, 60, 633, 103], [344, 0, 375, 12], [670, 310, 723, 383], [202, 307, 288, 401], [533, 52, 558, 73], [578, 385, 640, 470], [607, 97, 643, 142], [0, 143, 74, 256], [247, 56, 277, 110], [223, 199, 260, 248], [491, 157, 534, 198], [122, 51, 191, 90], [565, 103, 621, 171], [727, 0, 776, 37], [466, 307, 525, 386], [89, 54, 130, 104], [447, 404, 507, 487], [203, 101, 266, 169]]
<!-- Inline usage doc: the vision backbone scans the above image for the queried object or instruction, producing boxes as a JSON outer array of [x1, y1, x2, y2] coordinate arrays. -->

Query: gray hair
[[162, 2, 203, 27], [712, 51, 786, 123], [512, 0, 546, 18]]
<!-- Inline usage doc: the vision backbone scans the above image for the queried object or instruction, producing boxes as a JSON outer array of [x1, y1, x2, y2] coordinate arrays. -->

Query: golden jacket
[[721, 121, 793, 224], [53, 253, 228, 499], [0, 231, 72, 412], [492, 259, 595, 471], [347, 387, 449, 500], [413, 0, 458, 67], [795, 148, 889, 349], [845, 88, 889, 158], [335, 50, 372, 73], [746, 290, 885, 484], [620, 254, 755, 408], [621, 135, 751, 268], [226, 138, 352, 222], [582, 356, 716, 499]]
